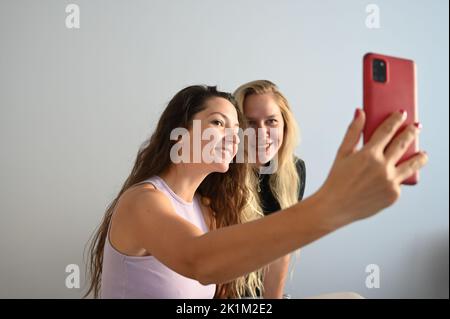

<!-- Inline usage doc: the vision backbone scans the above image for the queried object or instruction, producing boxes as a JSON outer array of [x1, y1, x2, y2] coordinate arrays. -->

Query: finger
[[385, 123, 421, 164], [366, 110, 407, 152], [336, 108, 366, 159], [395, 151, 428, 183]]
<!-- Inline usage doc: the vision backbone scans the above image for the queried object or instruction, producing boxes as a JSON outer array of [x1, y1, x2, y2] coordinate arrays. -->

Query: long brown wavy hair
[[84, 85, 263, 299]]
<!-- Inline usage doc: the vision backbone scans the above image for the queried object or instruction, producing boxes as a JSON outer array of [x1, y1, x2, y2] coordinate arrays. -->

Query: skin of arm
[[262, 254, 291, 298]]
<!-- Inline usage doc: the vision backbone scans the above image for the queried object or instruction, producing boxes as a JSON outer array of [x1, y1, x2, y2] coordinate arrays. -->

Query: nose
[[234, 131, 240, 145], [255, 125, 270, 141]]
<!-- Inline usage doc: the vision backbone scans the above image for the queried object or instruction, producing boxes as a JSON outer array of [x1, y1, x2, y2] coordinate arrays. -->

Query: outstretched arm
[[126, 109, 427, 285]]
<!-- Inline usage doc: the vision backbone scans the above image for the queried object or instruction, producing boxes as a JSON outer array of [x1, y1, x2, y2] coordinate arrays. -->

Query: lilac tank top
[[100, 175, 216, 299]]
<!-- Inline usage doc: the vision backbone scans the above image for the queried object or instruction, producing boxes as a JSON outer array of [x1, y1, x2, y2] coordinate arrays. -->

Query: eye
[[266, 119, 278, 126], [211, 119, 224, 127], [247, 120, 257, 127]]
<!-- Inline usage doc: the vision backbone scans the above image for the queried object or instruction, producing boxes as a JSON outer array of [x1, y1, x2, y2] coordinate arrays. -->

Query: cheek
[[201, 127, 222, 143], [269, 126, 284, 147], [265, 129, 281, 159], [200, 128, 226, 156], [276, 127, 284, 146]]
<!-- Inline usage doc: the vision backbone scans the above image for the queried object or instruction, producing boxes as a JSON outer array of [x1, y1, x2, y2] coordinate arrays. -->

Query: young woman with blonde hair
[[234, 80, 305, 298]]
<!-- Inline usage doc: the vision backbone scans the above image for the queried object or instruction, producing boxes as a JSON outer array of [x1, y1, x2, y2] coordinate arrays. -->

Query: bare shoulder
[[110, 182, 174, 256], [117, 182, 172, 215], [111, 183, 206, 260]]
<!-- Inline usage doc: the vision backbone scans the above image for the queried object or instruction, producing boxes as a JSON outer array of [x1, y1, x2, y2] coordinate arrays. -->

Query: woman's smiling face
[[189, 97, 240, 173], [243, 93, 284, 166]]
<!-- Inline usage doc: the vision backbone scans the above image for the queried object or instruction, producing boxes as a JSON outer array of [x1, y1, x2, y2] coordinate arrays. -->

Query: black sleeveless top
[[258, 157, 306, 215]]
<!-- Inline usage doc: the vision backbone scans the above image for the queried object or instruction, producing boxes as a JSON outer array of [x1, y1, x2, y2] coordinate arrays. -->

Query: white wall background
[[0, 0, 448, 298]]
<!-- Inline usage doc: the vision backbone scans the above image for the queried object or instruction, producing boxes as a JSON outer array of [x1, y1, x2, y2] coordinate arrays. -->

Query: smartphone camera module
[[373, 59, 387, 83]]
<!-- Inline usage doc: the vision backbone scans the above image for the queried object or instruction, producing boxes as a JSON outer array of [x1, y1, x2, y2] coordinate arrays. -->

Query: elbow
[[192, 257, 216, 286], [193, 253, 227, 286], [195, 262, 234, 286], [185, 237, 226, 286], [197, 275, 214, 286], [189, 249, 220, 286]]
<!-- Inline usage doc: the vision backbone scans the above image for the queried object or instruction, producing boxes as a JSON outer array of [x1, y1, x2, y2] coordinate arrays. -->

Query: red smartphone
[[363, 52, 419, 185]]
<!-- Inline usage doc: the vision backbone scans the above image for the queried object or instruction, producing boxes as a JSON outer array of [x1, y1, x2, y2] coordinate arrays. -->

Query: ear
[[201, 196, 211, 206], [200, 196, 217, 231]]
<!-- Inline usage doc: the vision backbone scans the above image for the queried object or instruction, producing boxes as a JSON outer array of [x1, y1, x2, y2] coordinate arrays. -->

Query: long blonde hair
[[234, 80, 300, 209], [84, 85, 263, 299]]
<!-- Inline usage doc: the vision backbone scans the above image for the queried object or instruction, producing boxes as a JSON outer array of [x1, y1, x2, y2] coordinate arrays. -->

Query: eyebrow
[[208, 111, 240, 127], [246, 114, 279, 121]]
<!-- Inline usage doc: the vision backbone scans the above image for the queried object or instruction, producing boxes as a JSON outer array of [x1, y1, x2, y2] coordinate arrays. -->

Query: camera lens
[[373, 59, 386, 83]]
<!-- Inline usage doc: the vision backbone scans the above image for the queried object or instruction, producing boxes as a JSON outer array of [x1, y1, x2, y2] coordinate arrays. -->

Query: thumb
[[336, 108, 366, 159]]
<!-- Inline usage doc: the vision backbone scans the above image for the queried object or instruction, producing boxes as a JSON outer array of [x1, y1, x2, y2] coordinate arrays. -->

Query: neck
[[159, 163, 209, 203]]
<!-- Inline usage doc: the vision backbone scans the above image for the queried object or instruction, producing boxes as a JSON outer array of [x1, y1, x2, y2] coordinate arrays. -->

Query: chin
[[258, 153, 276, 165], [212, 162, 231, 173], [256, 145, 279, 165]]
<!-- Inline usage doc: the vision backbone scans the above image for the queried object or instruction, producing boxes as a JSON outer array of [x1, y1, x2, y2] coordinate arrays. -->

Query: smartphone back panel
[[363, 53, 419, 185]]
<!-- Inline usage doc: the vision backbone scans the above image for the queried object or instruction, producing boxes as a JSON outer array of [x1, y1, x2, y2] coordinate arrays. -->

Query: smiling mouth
[[257, 143, 272, 150]]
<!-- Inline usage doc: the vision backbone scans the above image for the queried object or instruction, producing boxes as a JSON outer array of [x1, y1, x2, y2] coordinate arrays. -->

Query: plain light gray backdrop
[[0, 0, 448, 298]]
